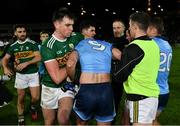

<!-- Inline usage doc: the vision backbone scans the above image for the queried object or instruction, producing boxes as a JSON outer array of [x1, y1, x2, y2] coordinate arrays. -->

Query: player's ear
[[14, 32, 17, 37], [53, 20, 60, 29]]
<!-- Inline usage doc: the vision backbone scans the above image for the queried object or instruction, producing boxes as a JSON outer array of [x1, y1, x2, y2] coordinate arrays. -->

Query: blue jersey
[[153, 37, 172, 94], [75, 38, 112, 73]]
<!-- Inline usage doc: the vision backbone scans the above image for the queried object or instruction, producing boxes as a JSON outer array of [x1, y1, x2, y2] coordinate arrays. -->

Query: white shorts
[[15, 72, 39, 89], [128, 97, 158, 124], [41, 84, 75, 109]]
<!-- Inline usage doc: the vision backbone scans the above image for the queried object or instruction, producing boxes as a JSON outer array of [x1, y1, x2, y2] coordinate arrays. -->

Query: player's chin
[[20, 36, 26, 41], [66, 34, 71, 37], [66, 32, 73, 37]]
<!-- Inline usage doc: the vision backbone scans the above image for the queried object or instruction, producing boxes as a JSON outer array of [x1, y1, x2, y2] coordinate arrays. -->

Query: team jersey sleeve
[[40, 45, 56, 62], [113, 44, 144, 82], [32, 42, 40, 51], [71, 32, 84, 45]]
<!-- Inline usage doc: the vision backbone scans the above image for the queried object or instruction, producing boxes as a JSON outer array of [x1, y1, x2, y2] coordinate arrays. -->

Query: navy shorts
[[73, 82, 116, 123], [158, 93, 169, 112]]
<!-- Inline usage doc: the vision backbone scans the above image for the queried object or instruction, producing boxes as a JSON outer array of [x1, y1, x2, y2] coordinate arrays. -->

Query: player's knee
[[58, 116, 69, 125], [58, 110, 70, 125], [31, 95, 39, 102], [18, 91, 25, 97], [44, 118, 55, 125], [17, 94, 25, 103]]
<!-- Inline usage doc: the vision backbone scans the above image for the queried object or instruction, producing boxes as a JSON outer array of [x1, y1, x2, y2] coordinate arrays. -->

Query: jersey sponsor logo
[[56, 50, 62, 54], [56, 52, 71, 67], [14, 48, 19, 51], [26, 46, 29, 50], [69, 43, 74, 49], [14, 51, 34, 59], [93, 45, 105, 51]]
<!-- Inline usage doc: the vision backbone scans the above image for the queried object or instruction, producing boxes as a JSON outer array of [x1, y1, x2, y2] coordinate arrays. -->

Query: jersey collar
[[52, 34, 67, 42], [17, 38, 29, 44]]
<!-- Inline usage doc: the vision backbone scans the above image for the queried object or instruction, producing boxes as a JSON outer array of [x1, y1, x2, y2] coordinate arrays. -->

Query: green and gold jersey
[[41, 32, 84, 88], [7, 38, 39, 74]]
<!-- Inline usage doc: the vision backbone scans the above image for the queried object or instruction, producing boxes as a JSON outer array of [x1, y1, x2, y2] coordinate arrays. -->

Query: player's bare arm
[[66, 51, 79, 81], [45, 59, 67, 85], [112, 48, 122, 60], [16, 51, 41, 71]]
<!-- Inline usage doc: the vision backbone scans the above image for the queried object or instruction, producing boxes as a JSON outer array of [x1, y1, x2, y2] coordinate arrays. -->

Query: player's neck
[[53, 31, 66, 40]]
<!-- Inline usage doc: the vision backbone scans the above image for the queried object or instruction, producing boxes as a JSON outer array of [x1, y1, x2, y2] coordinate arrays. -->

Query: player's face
[[147, 26, 157, 37], [15, 27, 27, 41], [83, 26, 96, 39], [113, 21, 125, 37], [54, 16, 74, 39], [40, 33, 49, 42]]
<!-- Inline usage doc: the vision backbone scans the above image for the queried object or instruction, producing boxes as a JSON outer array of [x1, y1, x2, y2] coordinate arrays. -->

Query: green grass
[[0, 46, 180, 125], [158, 46, 180, 125]]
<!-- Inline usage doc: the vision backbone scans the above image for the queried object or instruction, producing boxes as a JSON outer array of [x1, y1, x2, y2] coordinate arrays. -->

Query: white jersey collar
[[52, 34, 67, 42], [17, 38, 29, 44]]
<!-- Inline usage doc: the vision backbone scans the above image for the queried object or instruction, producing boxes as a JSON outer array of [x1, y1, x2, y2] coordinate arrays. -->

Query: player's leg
[[153, 93, 169, 125], [111, 80, 123, 124], [15, 73, 28, 125], [57, 89, 75, 125], [28, 72, 40, 120], [128, 97, 158, 125], [73, 84, 95, 125], [76, 116, 88, 125], [121, 99, 130, 125], [29, 86, 40, 120], [97, 122, 111, 126], [17, 88, 26, 125], [95, 83, 115, 125], [111, 62, 124, 124], [42, 108, 56, 125], [41, 84, 59, 125]]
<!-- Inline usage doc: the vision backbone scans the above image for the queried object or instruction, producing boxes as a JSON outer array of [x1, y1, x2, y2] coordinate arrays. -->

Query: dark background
[[0, 0, 178, 23], [0, 0, 179, 42]]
